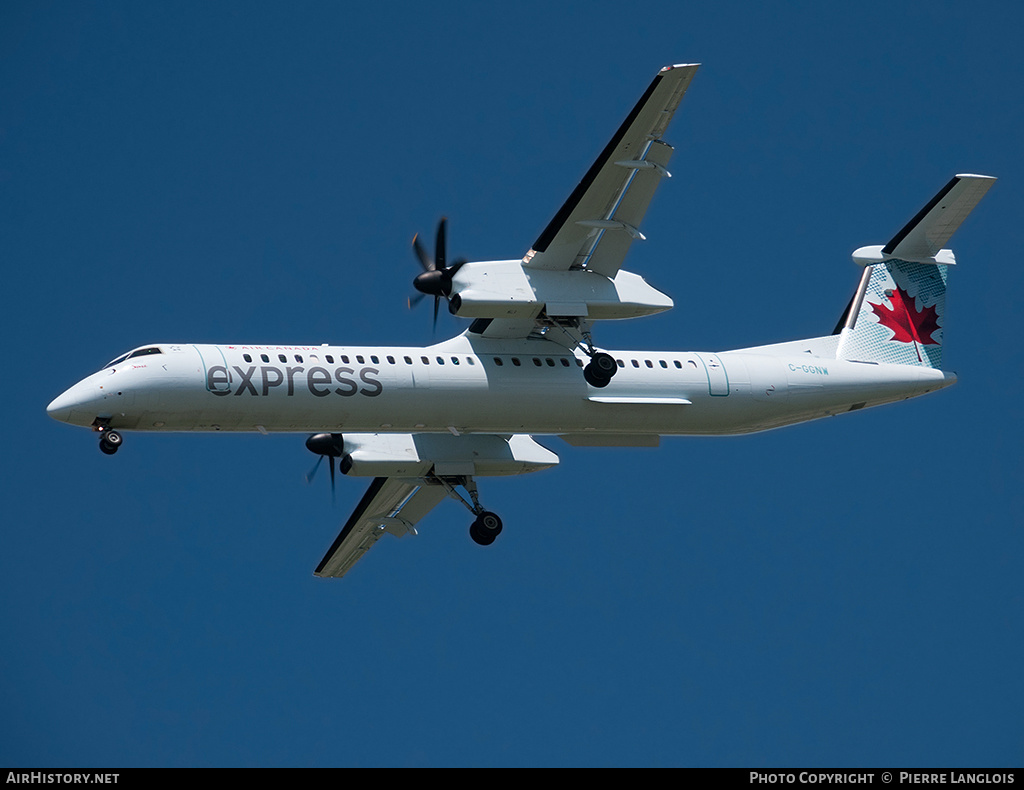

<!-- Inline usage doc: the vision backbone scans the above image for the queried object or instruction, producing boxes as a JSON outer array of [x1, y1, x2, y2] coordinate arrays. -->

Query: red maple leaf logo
[[869, 285, 941, 347]]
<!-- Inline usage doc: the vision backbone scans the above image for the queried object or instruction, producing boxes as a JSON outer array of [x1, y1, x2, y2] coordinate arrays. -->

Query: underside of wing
[[312, 433, 560, 578], [314, 477, 447, 579], [523, 64, 699, 277]]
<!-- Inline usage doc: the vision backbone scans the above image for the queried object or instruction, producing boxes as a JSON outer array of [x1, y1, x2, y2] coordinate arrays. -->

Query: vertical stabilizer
[[836, 174, 994, 368]]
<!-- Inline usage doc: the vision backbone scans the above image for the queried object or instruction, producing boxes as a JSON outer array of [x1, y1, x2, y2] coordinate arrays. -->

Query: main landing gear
[[583, 351, 617, 388], [431, 473, 504, 546], [548, 317, 618, 388], [469, 510, 503, 546]]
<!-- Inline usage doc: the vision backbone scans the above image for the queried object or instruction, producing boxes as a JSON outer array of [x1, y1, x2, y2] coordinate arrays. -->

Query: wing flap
[[314, 477, 447, 579]]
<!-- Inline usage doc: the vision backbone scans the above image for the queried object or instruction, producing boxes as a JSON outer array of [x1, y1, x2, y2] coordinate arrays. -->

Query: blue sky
[[3, 1, 1022, 768]]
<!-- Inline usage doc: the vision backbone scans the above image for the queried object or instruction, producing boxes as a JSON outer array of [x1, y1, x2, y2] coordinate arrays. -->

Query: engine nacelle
[[338, 433, 559, 478], [446, 260, 673, 320]]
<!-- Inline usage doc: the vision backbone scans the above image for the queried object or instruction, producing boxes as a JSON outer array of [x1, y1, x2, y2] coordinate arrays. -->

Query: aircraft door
[[193, 345, 232, 394], [696, 353, 729, 396]]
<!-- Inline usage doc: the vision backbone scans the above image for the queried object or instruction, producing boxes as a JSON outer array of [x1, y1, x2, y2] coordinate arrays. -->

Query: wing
[[523, 63, 699, 278], [314, 477, 447, 579]]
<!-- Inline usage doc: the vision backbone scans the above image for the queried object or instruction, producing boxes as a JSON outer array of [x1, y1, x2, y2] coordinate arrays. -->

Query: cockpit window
[[104, 346, 162, 369], [128, 347, 163, 360]]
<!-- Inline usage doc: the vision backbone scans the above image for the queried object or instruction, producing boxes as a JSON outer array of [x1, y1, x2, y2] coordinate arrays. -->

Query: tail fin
[[835, 174, 995, 368]]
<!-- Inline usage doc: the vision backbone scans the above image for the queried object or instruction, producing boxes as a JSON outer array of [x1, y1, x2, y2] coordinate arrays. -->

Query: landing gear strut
[[548, 318, 618, 388], [431, 473, 504, 546]]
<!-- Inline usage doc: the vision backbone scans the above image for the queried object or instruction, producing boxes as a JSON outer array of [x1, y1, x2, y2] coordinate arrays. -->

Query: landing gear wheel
[[584, 352, 617, 388], [469, 511, 503, 546], [99, 430, 122, 455]]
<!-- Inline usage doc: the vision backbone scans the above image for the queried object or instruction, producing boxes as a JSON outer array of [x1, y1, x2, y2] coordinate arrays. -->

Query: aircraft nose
[[47, 388, 79, 423], [47, 377, 111, 425]]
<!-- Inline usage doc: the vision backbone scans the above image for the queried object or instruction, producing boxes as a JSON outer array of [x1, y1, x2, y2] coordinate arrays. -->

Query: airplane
[[46, 63, 995, 579]]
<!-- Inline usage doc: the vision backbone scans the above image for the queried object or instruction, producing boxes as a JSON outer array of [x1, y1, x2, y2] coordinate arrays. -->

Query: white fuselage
[[46, 333, 956, 438]]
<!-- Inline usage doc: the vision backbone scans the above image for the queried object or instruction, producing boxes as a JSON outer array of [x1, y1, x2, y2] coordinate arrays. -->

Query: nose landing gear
[[98, 430, 122, 455], [92, 419, 122, 455]]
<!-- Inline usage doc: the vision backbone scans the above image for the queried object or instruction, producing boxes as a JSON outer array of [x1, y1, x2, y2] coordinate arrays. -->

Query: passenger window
[[436, 356, 445, 365], [632, 359, 640, 368], [617, 359, 625, 367], [386, 356, 395, 364], [511, 358, 521, 366], [546, 358, 555, 366], [278, 354, 287, 363], [674, 360, 682, 369], [326, 355, 335, 364], [341, 355, 350, 364], [660, 360, 667, 368], [645, 360, 653, 368], [533, 358, 542, 366], [356, 355, 365, 364], [404, 356, 413, 364], [494, 357, 504, 366], [261, 354, 270, 363], [561, 359, 570, 367], [421, 356, 429, 365], [451, 357, 460, 365], [244, 354, 252, 363], [467, 357, 475, 365], [295, 355, 304, 363]]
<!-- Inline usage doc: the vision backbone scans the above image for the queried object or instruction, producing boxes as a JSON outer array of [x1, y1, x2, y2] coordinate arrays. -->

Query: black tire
[[470, 511, 503, 546], [591, 352, 617, 378], [99, 439, 118, 455], [104, 430, 123, 446], [584, 362, 611, 388]]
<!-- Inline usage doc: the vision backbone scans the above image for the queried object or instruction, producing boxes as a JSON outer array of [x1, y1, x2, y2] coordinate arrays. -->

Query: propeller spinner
[[305, 433, 345, 504], [409, 217, 467, 329]]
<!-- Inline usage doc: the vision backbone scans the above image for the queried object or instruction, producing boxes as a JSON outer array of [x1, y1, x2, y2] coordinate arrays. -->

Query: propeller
[[409, 217, 467, 331], [305, 433, 345, 504]]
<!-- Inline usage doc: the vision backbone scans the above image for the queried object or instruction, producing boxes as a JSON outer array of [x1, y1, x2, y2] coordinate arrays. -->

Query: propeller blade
[[436, 217, 447, 271], [411, 218, 465, 329], [305, 454, 324, 484], [408, 292, 427, 309], [413, 234, 434, 272], [329, 456, 336, 506]]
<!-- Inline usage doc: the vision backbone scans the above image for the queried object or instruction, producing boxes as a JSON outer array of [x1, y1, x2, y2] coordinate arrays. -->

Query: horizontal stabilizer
[[882, 174, 996, 261]]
